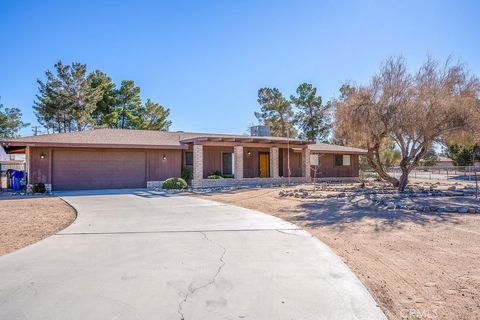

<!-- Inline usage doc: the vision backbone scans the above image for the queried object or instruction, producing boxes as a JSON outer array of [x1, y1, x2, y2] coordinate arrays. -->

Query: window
[[335, 155, 343, 166], [222, 153, 234, 176], [335, 154, 351, 166], [185, 152, 193, 166]]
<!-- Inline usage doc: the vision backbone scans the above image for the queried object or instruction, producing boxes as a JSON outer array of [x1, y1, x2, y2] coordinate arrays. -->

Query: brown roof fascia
[[309, 149, 367, 155], [0, 141, 187, 150]]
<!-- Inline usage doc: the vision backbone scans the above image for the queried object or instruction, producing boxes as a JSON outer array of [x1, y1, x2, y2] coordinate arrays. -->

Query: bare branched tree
[[335, 56, 480, 191]]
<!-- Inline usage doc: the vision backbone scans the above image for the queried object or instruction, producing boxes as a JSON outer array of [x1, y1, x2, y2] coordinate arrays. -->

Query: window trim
[[221, 152, 234, 176], [334, 154, 351, 167], [184, 151, 193, 166]]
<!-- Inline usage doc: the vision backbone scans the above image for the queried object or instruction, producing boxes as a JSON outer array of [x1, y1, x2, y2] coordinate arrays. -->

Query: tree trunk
[[366, 147, 399, 187], [398, 164, 409, 191]]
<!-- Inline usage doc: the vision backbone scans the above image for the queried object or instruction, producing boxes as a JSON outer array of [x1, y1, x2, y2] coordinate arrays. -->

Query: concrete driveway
[[0, 189, 385, 320]]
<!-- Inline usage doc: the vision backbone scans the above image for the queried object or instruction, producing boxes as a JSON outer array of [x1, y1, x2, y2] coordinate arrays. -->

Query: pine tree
[[290, 83, 331, 142], [34, 61, 102, 132], [254, 87, 296, 137]]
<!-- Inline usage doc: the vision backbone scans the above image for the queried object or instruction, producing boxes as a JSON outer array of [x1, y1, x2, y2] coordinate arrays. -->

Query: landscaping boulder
[[458, 207, 469, 214]]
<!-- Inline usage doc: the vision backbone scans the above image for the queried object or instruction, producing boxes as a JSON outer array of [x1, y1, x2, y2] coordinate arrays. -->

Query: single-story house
[[0, 129, 366, 191], [435, 156, 455, 167]]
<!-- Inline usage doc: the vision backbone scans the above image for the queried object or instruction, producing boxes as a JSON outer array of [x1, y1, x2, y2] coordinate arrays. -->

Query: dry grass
[[0, 197, 76, 256]]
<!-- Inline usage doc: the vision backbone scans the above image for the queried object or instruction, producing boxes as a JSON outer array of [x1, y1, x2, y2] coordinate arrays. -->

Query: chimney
[[250, 125, 270, 137]]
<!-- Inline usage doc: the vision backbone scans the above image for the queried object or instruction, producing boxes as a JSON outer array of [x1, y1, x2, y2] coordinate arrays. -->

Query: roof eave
[[180, 136, 310, 145], [0, 141, 187, 150], [310, 149, 367, 155]]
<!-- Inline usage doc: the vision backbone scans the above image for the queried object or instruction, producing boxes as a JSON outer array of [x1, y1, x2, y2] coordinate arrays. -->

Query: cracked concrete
[[178, 232, 227, 320], [0, 189, 386, 320]]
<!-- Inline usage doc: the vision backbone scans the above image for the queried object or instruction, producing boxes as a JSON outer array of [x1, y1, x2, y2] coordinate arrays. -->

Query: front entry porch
[[190, 143, 311, 189]]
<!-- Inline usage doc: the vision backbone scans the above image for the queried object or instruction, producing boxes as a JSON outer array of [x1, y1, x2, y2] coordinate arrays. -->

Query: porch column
[[193, 144, 203, 181], [234, 146, 244, 180], [270, 147, 279, 178], [302, 147, 311, 179]]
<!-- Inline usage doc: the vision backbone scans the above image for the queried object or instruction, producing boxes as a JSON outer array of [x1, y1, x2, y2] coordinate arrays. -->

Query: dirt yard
[[0, 197, 76, 256], [197, 184, 480, 320]]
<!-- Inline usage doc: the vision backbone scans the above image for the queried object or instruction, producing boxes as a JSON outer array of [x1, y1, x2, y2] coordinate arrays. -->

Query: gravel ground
[[197, 184, 480, 320], [0, 197, 76, 256]]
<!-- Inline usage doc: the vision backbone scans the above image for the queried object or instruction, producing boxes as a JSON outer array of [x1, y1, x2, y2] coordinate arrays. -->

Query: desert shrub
[[31, 183, 46, 194], [181, 167, 193, 183], [162, 177, 188, 189]]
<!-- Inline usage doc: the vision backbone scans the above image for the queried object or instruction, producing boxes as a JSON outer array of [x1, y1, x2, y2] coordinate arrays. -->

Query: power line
[[31, 126, 42, 136]]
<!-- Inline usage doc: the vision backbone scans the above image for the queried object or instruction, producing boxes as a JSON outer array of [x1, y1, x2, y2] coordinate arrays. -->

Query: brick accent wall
[[147, 181, 163, 189], [270, 147, 279, 178], [193, 144, 203, 181], [191, 177, 309, 189], [234, 146, 244, 179], [302, 148, 311, 178]]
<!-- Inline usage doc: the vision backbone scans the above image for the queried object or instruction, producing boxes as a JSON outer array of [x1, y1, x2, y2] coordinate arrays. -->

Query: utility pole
[[31, 125, 41, 136], [286, 123, 291, 185], [473, 148, 478, 199]]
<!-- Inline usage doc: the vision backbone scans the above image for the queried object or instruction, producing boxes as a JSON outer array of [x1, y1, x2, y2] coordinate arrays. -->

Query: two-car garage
[[25, 144, 182, 191], [51, 150, 147, 191]]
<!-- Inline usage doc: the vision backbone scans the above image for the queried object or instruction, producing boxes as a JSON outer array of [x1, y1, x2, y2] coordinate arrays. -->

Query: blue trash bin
[[12, 171, 25, 191]]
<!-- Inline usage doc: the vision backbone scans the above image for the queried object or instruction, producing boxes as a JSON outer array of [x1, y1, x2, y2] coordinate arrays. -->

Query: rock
[[458, 207, 469, 213], [387, 202, 396, 209]]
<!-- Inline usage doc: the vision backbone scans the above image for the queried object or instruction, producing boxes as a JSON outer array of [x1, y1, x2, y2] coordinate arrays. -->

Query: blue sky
[[1, 0, 479, 136]]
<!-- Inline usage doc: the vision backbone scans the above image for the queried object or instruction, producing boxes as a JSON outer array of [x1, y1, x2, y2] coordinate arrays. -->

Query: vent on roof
[[250, 125, 270, 137]]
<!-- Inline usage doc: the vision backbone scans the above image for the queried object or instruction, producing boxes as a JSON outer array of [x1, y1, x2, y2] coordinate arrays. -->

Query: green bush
[[31, 183, 46, 194], [162, 177, 188, 190], [181, 167, 193, 183], [207, 175, 224, 179]]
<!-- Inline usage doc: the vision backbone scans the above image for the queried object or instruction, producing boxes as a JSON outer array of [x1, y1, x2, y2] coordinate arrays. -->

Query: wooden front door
[[259, 153, 269, 178]]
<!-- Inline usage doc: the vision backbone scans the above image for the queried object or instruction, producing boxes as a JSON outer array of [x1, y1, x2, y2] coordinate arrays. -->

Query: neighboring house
[[435, 156, 455, 167], [0, 146, 13, 161], [0, 129, 366, 191], [0, 145, 25, 172]]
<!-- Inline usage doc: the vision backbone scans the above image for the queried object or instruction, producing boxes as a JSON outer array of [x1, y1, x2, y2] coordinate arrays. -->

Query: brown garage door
[[52, 150, 146, 190]]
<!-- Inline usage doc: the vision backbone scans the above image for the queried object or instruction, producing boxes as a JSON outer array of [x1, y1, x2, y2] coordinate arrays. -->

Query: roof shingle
[[1, 128, 307, 148]]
